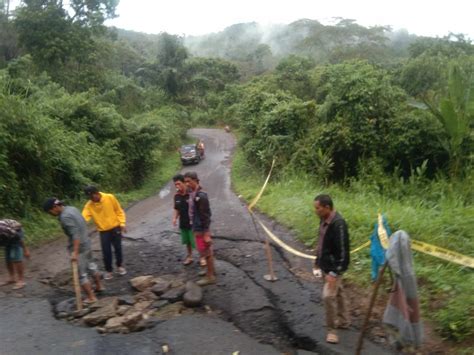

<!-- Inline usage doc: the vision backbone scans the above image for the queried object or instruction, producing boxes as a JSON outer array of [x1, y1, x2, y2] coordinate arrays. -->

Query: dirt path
[[0, 129, 392, 355]]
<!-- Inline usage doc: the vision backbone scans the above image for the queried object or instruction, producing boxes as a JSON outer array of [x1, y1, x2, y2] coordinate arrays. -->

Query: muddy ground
[[0, 129, 400, 355]]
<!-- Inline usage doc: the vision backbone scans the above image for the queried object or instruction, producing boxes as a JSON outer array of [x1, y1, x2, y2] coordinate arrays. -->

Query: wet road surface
[[0, 129, 391, 355]]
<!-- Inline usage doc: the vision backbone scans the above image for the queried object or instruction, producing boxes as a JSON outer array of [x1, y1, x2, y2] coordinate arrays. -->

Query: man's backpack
[[0, 219, 22, 246]]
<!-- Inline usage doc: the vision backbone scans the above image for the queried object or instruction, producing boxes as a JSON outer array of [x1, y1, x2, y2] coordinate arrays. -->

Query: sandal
[[12, 282, 26, 290], [83, 298, 98, 305], [183, 257, 193, 266], [95, 287, 106, 294], [200, 258, 207, 267], [0, 280, 15, 287], [326, 333, 339, 344]]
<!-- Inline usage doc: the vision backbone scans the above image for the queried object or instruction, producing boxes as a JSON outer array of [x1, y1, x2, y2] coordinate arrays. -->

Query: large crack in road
[[0, 129, 392, 355]]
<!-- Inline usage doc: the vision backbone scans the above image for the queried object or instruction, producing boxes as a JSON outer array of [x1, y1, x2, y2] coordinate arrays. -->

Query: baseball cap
[[42, 198, 63, 212]]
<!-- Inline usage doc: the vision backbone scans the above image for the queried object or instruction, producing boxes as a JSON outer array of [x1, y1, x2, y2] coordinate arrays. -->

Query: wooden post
[[355, 262, 388, 355], [71, 260, 83, 311], [263, 237, 278, 281]]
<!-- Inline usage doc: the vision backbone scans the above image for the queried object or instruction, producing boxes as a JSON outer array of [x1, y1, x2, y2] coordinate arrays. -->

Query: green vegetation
[[0, 0, 238, 234], [1, 0, 473, 345], [233, 149, 474, 343], [20, 149, 181, 248], [226, 42, 473, 343]]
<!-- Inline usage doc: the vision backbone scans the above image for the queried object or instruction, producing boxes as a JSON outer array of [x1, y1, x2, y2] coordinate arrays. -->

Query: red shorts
[[194, 232, 212, 257]]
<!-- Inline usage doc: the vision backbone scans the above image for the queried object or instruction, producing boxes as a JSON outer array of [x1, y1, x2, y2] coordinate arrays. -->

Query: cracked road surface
[[0, 129, 390, 355]]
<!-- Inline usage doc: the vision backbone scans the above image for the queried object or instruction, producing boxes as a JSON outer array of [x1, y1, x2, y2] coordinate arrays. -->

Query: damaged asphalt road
[[0, 129, 391, 355]]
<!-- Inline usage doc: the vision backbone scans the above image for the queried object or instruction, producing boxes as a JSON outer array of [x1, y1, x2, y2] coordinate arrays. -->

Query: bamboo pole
[[71, 260, 83, 311], [355, 261, 388, 355]]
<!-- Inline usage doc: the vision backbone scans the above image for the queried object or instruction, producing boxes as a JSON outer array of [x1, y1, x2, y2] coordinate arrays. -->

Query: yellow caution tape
[[377, 213, 390, 249], [247, 159, 276, 212], [246, 159, 474, 268], [350, 240, 371, 254], [410, 239, 474, 268]]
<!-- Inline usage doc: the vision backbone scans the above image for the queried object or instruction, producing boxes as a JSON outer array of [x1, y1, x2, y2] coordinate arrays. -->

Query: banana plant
[[426, 62, 474, 177]]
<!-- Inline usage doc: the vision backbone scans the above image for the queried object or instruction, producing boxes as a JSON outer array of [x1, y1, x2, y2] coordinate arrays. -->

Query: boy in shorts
[[1, 220, 30, 290], [184, 172, 216, 286], [172, 174, 197, 265]]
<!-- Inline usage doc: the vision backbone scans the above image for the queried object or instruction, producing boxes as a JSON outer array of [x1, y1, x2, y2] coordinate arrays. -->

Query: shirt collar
[[323, 211, 336, 225]]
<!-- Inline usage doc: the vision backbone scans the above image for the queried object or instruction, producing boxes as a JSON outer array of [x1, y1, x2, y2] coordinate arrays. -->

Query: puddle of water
[[159, 187, 171, 199]]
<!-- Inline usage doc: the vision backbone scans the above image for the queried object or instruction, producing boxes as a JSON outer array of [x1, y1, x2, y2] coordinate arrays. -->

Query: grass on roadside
[[232, 149, 474, 344], [9, 149, 181, 248]]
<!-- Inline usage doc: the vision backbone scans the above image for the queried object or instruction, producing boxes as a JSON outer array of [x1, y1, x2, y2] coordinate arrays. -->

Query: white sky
[[106, 0, 474, 39]]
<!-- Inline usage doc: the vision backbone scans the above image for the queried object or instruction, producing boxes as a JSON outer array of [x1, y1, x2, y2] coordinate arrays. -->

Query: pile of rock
[[53, 275, 204, 334]]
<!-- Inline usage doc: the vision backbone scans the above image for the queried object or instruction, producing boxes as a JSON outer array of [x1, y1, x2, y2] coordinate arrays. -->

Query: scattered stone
[[128, 317, 159, 332], [57, 312, 68, 319], [133, 300, 153, 312], [161, 286, 185, 303], [152, 300, 169, 309], [104, 316, 126, 333], [96, 327, 106, 334], [83, 300, 118, 326], [122, 311, 143, 328], [154, 302, 184, 320], [89, 297, 118, 311], [183, 281, 203, 308], [117, 295, 135, 306], [117, 305, 131, 316], [157, 274, 186, 289], [133, 290, 158, 303], [54, 298, 76, 316], [130, 275, 155, 291], [170, 279, 185, 288], [73, 308, 92, 318], [151, 280, 171, 296]]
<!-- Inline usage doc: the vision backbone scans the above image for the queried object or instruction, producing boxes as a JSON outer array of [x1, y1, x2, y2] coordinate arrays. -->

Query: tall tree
[[14, 0, 119, 89]]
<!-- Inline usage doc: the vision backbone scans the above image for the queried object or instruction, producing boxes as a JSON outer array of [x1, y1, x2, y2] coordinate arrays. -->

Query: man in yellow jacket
[[82, 186, 127, 280]]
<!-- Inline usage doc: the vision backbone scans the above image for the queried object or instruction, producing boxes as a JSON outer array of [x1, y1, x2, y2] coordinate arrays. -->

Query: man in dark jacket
[[184, 171, 216, 286], [314, 194, 350, 344]]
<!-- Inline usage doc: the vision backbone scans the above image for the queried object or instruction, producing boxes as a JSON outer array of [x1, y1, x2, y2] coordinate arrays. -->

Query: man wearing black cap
[[82, 186, 127, 280], [43, 198, 103, 303]]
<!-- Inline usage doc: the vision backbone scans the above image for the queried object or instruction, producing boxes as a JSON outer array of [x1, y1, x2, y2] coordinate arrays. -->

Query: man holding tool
[[313, 194, 351, 344], [43, 198, 103, 304]]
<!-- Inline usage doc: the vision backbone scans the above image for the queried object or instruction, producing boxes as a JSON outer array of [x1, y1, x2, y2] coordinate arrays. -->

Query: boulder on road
[[133, 290, 158, 303], [122, 311, 143, 328], [130, 275, 155, 291], [151, 279, 172, 296], [104, 316, 127, 333], [54, 298, 76, 317], [161, 287, 185, 303], [117, 295, 135, 306], [183, 281, 203, 308], [83, 300, 118, 326]]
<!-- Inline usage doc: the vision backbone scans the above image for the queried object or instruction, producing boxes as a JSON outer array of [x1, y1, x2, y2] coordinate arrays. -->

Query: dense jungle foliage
[[0, 0, 239, 217], [1, 0, 473, 345]]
